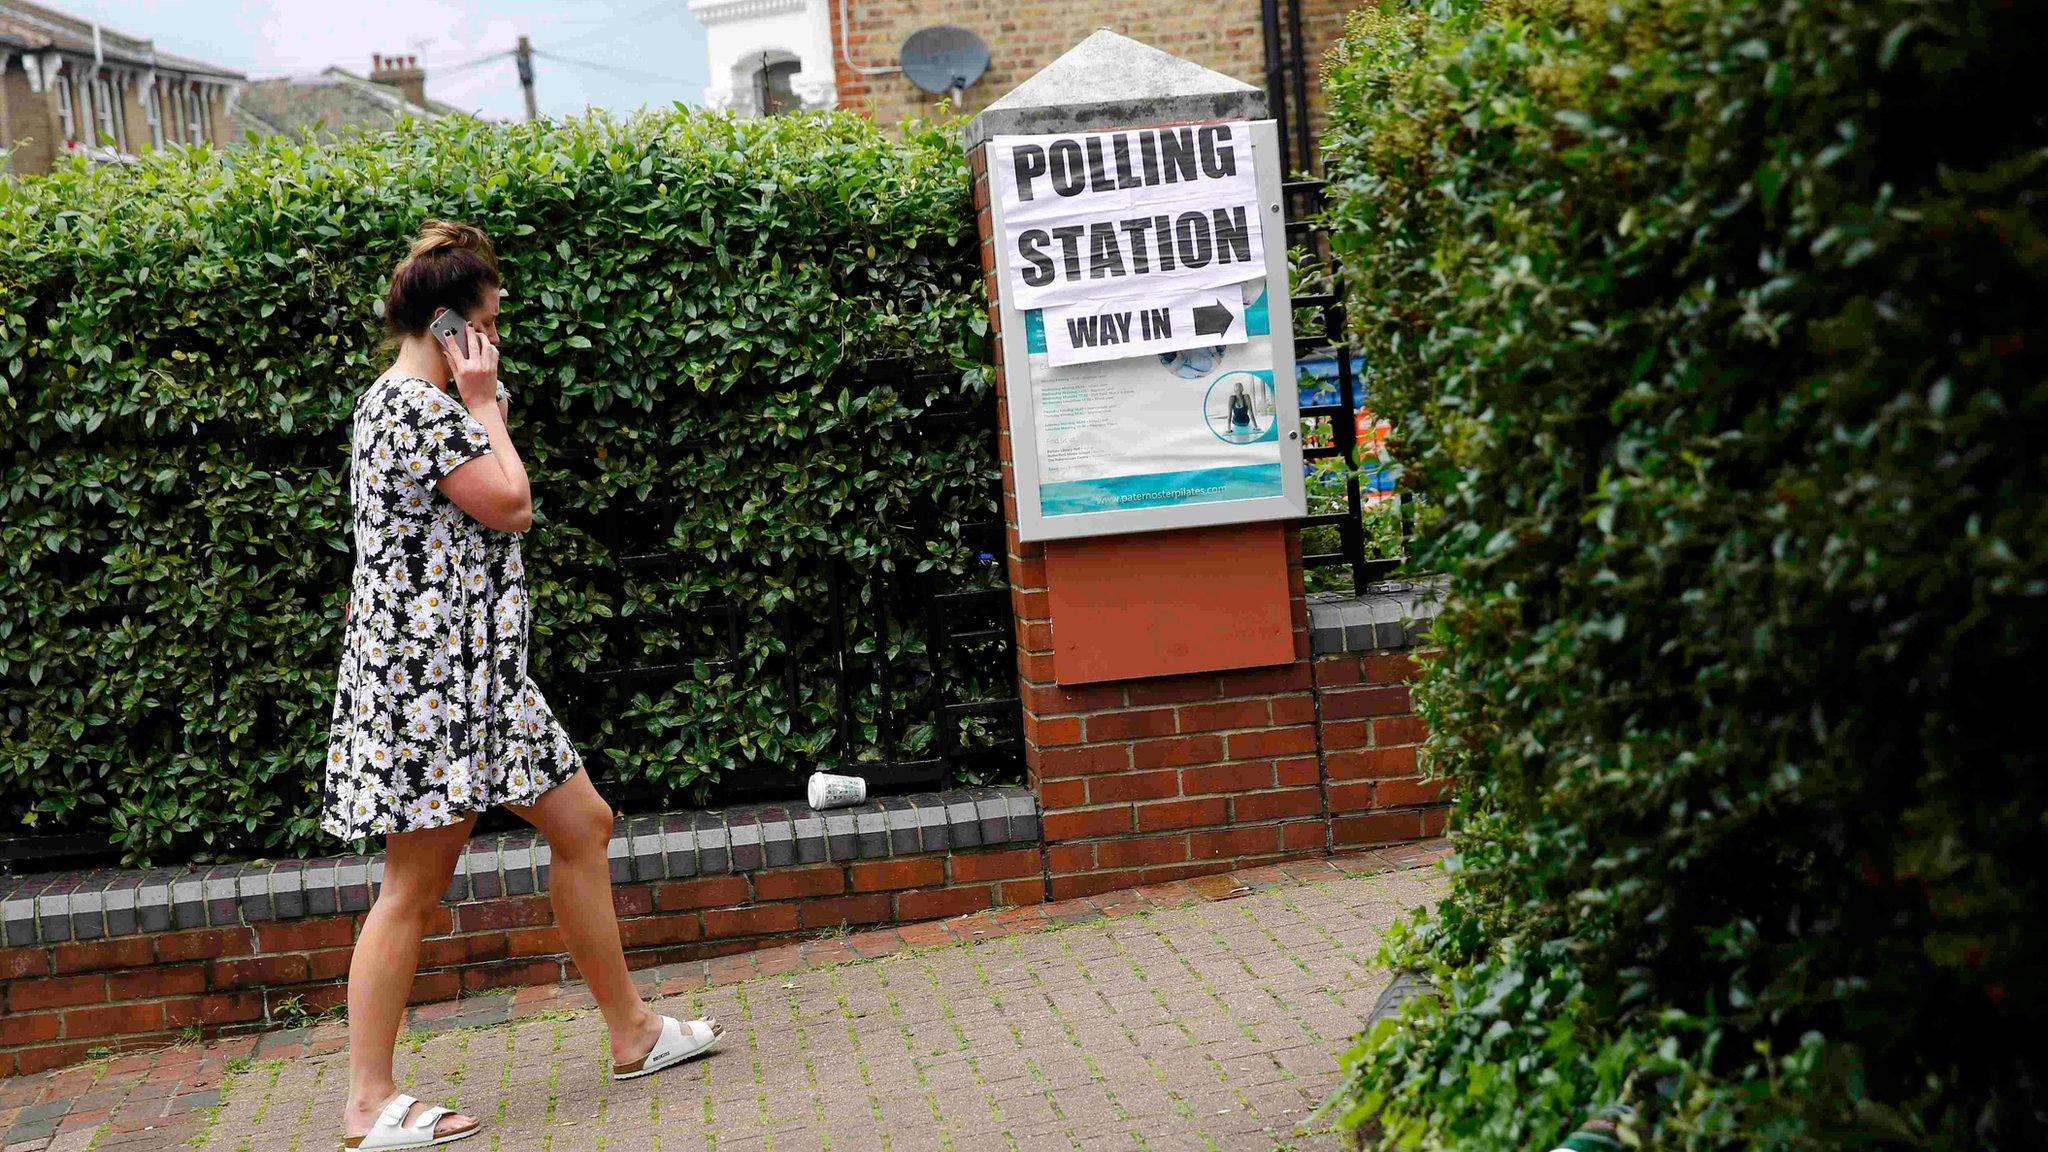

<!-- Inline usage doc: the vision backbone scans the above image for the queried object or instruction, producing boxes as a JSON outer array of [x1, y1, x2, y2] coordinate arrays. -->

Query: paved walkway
[[1, 843, 1445, 1152]]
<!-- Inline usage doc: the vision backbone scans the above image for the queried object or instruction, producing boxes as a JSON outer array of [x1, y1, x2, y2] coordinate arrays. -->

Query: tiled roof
[[0, 0, 244, 80], [232, 67, 474, 141]]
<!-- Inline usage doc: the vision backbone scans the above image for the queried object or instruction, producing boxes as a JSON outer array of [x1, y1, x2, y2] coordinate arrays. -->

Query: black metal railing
[[1261, 0, 1320, 179], [1285, 178, 1411, 590], [543, 358, 1025, 812], [553, 541, 1024, 807], [0, 359, 1025, 875]]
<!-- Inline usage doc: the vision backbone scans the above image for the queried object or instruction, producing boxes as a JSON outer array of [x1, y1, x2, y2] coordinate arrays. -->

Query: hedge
[[1322, 0, 2043, 1147], [0, 110, 1001, 867]]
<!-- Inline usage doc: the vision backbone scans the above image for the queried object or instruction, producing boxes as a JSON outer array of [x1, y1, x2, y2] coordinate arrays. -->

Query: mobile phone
[[428, 308, 469, 357]]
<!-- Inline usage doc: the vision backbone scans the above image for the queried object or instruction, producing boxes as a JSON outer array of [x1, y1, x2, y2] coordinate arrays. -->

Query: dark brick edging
[[0, 584, 1445, 1079], [0, 787, 1046, 1076], [0, 787, 1040, 947]]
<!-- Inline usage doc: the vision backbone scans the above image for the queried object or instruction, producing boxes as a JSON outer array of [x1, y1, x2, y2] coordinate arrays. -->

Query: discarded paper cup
[[808, 771, 867, 810]]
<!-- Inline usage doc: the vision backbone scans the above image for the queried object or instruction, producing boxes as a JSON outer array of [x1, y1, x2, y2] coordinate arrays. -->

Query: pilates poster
[[1019, 280, 1283, 518]]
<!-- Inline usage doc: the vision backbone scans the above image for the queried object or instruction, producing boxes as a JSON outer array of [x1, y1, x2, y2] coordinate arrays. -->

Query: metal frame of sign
[[993, 119, 1306, 543]]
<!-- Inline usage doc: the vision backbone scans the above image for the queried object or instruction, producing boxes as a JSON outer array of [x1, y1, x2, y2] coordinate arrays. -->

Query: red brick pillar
[[968, 166, 1327, 901], [964, 32, 1450, 903]]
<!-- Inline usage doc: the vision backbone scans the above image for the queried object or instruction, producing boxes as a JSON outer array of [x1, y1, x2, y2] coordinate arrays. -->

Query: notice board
[[988, 119, 1307, 543]]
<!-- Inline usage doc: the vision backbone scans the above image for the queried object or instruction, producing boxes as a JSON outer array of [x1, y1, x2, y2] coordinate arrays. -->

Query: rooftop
[[232, 66, 474, 141], [0, 0, 244, 81]]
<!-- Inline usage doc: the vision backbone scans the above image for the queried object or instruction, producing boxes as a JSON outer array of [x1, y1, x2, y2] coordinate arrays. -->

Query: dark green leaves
[[1322, 0, 2047, 1146], [0, 108, 998, 868]]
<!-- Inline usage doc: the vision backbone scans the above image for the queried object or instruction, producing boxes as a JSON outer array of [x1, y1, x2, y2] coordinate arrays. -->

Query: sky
[[47, 0, 711, 120]]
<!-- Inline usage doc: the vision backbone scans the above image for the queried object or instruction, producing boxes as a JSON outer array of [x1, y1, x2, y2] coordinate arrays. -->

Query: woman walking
[[324, 221, 719, 1149]]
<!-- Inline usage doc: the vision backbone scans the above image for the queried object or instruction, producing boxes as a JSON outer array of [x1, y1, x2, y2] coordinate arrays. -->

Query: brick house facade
[[696, 0, 1350, 172], [0, 0, 244, 176]]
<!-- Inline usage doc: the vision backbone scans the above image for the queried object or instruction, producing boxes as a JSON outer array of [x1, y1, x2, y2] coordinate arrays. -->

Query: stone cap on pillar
[[962, 29, 1269, 151]]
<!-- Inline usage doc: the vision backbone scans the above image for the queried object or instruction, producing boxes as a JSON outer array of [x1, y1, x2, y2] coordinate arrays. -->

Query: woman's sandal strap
[[341, 1094, 474, 1149], [379, 1095, 419, 1128]]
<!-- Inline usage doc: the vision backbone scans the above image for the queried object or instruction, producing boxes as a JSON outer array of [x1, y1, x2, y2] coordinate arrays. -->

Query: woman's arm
[[435, 327, 533, 532]]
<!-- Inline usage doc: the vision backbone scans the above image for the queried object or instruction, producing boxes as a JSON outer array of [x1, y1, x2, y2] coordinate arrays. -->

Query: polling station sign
[[989, 123, 1267, 316], [987, 119, 1306, 543]]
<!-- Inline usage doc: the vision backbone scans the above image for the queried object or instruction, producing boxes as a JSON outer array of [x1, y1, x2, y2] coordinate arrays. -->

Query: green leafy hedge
[[1323, 0, 2043, 1146], [0, 110, 1001, 867]]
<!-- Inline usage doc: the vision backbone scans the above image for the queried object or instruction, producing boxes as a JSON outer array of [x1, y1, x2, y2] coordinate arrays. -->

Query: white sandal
[[342, 1093, 479, 1149], [612, 1015, 721, 1080]]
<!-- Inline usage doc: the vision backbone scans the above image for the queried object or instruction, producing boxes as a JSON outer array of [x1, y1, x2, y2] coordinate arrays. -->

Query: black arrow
[[1192, 299, 1234, 337]]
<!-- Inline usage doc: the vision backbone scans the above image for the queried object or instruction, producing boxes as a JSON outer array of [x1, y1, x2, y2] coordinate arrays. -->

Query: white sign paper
[[989, 123, 1267, 313], [989, 118, 1305, 542], [1042, 285, 1249, 367]]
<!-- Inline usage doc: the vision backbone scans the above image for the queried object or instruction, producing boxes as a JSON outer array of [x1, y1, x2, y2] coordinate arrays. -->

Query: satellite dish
[[900, 25, 990, 103]]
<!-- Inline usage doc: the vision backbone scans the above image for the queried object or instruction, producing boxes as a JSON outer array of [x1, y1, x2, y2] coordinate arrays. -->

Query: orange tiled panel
[[1044, 521, 1295, 684]]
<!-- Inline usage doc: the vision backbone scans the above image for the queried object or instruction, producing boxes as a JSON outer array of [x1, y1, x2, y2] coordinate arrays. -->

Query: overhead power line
[[435, 49, 516, 79], [530, 49, 694, 87]]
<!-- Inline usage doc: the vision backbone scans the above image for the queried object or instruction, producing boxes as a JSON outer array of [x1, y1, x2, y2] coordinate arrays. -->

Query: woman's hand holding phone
[[434, 315, 500, 411], [428, 312, 529, 531]]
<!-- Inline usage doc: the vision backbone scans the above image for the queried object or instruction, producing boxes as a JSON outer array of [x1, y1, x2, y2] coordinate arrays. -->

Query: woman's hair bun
[[384, 219, 501, 336], [406, 219, 498, 270]]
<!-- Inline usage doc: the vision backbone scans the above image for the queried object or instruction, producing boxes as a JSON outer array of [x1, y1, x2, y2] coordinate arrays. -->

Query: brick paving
[[0, 842, 1445, 1152]]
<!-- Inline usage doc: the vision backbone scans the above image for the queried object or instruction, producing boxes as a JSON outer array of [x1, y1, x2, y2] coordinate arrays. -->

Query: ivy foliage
[[0, 110, 1000, 867], [1322, 0, 2044, 1146]]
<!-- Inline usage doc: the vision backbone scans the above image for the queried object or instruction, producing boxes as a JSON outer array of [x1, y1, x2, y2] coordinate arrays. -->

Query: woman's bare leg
[[343, 815, 477, 1139], [504, 770, 661, 1063]]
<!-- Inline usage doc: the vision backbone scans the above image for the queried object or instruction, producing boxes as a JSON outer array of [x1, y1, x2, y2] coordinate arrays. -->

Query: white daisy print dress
[[321, 375, 582, 840]]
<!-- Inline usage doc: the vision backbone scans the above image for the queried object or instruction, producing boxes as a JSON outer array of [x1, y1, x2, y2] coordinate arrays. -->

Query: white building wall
[[690, 0, 837, 114]]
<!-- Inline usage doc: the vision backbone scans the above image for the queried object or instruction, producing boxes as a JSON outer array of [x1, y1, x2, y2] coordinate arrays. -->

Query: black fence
[[537, 359, 1026, 818], [0, 361, 1025, 876], [1261, 0, 1321, 179], [3, 194, 1401, 877], [1285, 178, 1412, 590]]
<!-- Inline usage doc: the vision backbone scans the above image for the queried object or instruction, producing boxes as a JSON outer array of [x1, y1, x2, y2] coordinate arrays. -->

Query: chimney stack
[[369, 52, 427, 108]]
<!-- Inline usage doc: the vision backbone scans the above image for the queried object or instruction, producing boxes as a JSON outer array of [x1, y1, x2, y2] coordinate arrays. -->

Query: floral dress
[[321, 374, 582, 840]]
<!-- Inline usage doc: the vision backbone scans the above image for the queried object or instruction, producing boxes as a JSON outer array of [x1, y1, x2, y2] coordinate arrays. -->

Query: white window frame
[[76, 73, 92, 139], [91, 74, 118, 144], [145, 82, 164, 147], [184, 88, 205, 144], [55, 71, 77, 141]]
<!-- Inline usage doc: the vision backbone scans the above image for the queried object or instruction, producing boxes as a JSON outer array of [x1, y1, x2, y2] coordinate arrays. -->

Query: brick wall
[[832, 1, 1267, 135], [1019, 538, 1327, 899], [0, 842, 1044, 1077], [1018, 607, 1443, 900], [1315, 649, 1447, 846], [831, 1, 1353, 173], [207, 86, 236, 149], [118, 78, 150, 156]]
